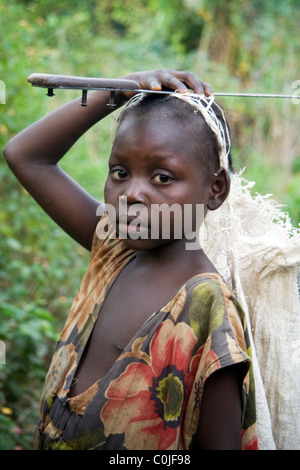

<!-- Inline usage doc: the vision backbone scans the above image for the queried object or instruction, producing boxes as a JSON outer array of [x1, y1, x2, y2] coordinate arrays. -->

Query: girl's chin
[[117, 222, 150, 240]]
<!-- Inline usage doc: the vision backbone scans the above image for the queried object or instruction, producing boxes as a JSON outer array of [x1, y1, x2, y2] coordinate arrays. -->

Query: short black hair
[[117, 93, 233, 176]]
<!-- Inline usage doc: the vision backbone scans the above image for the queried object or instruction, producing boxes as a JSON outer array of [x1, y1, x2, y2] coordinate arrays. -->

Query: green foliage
[[0, 0, 299, 449]]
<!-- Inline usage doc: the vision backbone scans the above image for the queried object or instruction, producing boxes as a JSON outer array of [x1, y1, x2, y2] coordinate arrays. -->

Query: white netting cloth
[[200, 173, 300, 450]]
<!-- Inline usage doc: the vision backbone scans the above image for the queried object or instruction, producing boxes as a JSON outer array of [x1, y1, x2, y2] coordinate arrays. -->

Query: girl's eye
[[111, 169, 127, 180], [152, 174, 173, 184]]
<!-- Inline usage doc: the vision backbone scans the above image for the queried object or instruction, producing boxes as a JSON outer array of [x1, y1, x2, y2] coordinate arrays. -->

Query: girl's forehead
[[115, 111, 199, 151], [117, 106, 199, 138], [114, 94, 230, 173], [113, 113, 213, 175]]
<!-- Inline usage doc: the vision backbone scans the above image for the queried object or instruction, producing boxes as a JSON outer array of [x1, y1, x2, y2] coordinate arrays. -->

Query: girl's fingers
[[168, 70, 213, 96], [144, 70, 213, 96], [123, 69, 213, 98]]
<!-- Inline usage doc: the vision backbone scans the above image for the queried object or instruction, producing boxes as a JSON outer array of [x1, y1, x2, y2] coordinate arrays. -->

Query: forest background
[[0, 0, 300, 450]]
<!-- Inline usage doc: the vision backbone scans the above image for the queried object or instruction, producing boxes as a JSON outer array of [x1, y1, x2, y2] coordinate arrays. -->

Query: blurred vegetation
[[0, 0, 299, 449]]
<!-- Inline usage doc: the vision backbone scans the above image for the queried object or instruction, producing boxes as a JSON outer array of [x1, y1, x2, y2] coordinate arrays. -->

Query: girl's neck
[[133, 238, 217, 276]]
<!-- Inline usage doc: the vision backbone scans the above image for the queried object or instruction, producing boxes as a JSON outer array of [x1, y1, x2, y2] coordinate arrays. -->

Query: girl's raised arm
[[3, 69, 211, 251], [3, 89, 123, 250]]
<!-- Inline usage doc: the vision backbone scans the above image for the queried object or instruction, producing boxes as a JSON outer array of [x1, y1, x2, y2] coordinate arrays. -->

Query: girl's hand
[[123, 68, 213, 98]]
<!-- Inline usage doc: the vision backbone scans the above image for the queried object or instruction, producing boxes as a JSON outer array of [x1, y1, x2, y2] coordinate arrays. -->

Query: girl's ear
[[207, 168, 230, 211]]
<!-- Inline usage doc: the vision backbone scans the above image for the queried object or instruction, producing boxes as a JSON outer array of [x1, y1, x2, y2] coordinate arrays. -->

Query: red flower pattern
[[101, 319, 202, 449]]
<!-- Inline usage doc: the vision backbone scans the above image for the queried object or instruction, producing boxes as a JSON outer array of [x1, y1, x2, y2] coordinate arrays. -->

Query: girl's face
[[104, 110, 217, 250]]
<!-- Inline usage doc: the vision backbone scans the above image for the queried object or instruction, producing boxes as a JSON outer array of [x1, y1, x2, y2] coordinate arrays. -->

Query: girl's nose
[[123, 178, 147, 205]]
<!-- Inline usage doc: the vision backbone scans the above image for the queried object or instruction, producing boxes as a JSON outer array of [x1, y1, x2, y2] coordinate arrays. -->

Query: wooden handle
[[27, 73, 140, 91]]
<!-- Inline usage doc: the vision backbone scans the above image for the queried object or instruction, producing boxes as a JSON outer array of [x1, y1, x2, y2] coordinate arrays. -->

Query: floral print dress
[[34, 216, 258, 450]]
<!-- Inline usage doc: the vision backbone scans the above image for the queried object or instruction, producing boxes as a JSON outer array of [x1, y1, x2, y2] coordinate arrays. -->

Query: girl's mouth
[[117, 218, 150, 239]]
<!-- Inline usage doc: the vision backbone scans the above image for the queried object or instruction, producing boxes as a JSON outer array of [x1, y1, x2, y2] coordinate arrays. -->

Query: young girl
[[3, 69, 258, 450]]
